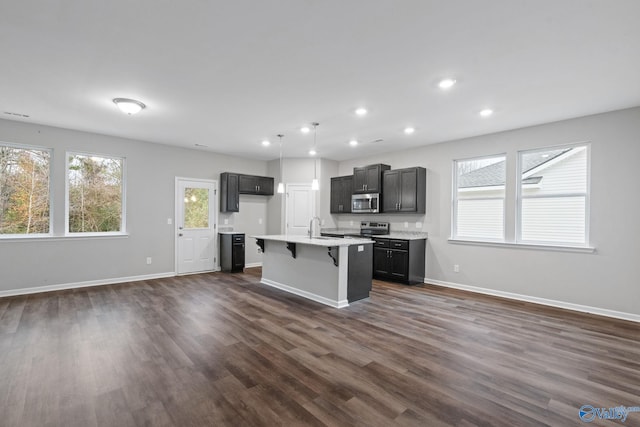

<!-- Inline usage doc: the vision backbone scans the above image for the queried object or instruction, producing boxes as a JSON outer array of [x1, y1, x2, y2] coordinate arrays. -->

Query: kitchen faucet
[[309, 216, 321, 238]]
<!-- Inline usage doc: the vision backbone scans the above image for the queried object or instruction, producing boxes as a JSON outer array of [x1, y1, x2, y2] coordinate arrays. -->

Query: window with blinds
[[517, 144, 589, 245], [453, 155, 506, 241]]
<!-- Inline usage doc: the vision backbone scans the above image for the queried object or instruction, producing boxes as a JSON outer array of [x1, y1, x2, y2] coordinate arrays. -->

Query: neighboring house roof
[[458, 148, 571, 188]]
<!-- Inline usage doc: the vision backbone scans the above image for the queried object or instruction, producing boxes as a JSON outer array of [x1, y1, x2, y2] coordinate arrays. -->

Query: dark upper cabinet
[[220, 172, 274, 212], [382, 167, 426, 213], [352, 164, 390, 194], [330, 175, 353, 213], [238, 175, 273, 195], [220, 173, 240, 212]]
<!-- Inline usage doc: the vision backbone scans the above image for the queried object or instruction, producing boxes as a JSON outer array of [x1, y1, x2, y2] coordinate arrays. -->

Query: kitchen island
[[252, 235, 374, 308]]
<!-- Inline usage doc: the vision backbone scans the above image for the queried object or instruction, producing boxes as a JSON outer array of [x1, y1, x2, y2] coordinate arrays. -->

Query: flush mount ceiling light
[[349, 139, 359, 146], [404, 127, 415, 134], [438, 78, 457, 89], [113, 98, 146, 115], [261, 139, 270, 147], [479, 108, 494, 117], [300, 126, 310, 134], [355, 107, 368, 116]]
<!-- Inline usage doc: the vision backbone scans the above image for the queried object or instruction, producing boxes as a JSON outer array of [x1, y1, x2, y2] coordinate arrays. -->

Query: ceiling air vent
[[3, 111, 30, 118]]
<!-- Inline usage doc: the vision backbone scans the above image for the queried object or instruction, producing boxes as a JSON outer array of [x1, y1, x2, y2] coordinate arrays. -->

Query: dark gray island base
[[252, 235, 374, 308]]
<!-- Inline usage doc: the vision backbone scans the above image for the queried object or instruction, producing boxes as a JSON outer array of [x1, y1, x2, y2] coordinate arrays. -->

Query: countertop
[[251, 234, 374, 247], [218, 231, 244, 235], [321, 228, 428, 241]]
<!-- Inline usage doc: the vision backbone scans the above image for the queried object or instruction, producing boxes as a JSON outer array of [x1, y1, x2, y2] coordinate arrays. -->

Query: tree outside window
[[67, 153, 124, 233], [0, 144, 51, 235]]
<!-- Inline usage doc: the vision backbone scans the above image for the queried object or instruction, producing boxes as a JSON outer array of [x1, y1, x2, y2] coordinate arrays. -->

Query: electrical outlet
[[416, 222, 422, 228], [453, 264, 460, 273], [258, 218, 262, 225], [257, 247, 262, 253], [350, 220, 354, 226], [146, 257, 152, 265], [404, 222, 409, 228], [224, 219, 229, 225], [167, 218, 172, 225]]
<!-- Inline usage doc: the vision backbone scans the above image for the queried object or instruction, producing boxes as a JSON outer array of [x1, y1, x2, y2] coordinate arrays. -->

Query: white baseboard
[[425, 277, 640, 323], [261, 278, 349, 309], [0, 272, 176, 298], [245, 262, 262, 268]]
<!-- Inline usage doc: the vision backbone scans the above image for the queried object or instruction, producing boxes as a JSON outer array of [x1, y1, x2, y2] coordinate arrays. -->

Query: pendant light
[[276, 134, 285, 194], [311, 122, 320, 191]]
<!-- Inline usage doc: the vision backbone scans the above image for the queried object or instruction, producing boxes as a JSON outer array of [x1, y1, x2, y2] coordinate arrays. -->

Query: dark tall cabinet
[[382, 167, 426, 213], [220, 173, 240, 212], [352, 164, 390, 193], [330, 175, 353, 213], [220, 233, 245, 273]]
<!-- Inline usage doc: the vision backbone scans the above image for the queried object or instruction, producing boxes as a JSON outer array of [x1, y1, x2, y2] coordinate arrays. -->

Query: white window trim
[[516, 142, 590, 247], [451, 153, 506, 242], [65, 151, 127, 236], [0, 141, 53, 239], [448, 238, 596, 253]]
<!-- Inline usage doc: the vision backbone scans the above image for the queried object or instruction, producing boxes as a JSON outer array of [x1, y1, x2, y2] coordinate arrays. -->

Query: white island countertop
[[251, 234, 373, 247]]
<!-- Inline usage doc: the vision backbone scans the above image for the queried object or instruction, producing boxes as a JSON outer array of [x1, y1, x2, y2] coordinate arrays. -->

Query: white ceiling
[[1, 1, 639, 161]]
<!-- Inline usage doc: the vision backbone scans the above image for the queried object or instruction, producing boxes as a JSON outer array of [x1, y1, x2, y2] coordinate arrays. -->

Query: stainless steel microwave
[[351, 193, 380, 213]]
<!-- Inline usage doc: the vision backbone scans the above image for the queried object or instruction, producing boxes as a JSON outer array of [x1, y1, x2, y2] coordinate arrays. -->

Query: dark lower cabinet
[[373, 238, 425, 284], [347, 244, 373, 302], [220, 233, 245, 272]]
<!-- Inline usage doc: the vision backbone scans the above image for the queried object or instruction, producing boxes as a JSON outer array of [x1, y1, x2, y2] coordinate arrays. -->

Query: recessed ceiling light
[[404, 127, 415, 134], [301, 126, 310, 133], [309, 149, 317, 156], [438, 78, 456, 89], [355, 107, 368, 116], [113, 98, 146, 115], [349, 140, 359, 146], [261, 140, 270, 146], [479, 109, 494, 117]]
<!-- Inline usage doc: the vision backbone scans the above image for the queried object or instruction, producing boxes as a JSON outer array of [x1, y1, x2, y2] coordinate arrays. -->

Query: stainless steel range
[[354, 221, 389, 238]]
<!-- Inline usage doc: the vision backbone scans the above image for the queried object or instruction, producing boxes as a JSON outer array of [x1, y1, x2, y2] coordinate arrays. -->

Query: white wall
[[0, 119, 271, 292], [266, 157, 338, 234], [336, 107, 640, 317]]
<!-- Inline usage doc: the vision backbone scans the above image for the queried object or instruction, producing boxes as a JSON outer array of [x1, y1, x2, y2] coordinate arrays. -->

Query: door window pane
[[183, 187, 209, 229]]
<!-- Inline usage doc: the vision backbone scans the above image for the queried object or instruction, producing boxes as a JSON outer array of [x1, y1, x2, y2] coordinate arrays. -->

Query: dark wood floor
[[1, 268, 638, 427]]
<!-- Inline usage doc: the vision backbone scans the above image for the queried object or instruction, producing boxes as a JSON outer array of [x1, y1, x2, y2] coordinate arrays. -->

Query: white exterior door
[[176, 178, 217, 274], [286, 183, 315, 236]]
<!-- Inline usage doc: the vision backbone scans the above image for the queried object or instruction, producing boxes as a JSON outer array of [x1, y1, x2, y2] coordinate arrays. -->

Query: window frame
[[516, 142, 591, 247], [65, 151, 127, 236], [451, 153, 507, 243], [0, 141, 53, 239]]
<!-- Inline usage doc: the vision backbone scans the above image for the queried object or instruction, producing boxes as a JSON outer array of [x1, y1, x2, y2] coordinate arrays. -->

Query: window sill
[[1, 233, 129, 243], [448, 238, 596, 254]]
